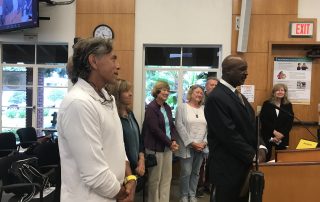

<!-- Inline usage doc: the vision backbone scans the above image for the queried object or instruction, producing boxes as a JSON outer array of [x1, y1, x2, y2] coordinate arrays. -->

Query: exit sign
[[290, 22, 313, 37]]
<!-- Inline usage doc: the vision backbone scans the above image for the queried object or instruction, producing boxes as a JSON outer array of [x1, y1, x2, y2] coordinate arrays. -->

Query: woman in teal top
[[107, 79, 145, 183]]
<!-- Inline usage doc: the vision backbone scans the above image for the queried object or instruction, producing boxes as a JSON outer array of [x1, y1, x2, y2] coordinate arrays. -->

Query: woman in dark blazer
[[260, 83, 294, 161], [142, 80, 179, 202]]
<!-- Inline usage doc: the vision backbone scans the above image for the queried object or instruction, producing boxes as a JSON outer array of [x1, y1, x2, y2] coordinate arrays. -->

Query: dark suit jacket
[[204, 82, 257, 191], [260, 100, 294, 152]]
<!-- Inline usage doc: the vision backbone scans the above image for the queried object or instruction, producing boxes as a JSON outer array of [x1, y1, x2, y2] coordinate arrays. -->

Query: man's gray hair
[[68, 37, 113, 84]]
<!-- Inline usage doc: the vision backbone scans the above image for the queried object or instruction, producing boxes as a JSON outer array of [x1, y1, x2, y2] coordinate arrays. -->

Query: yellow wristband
[[124, 175, 137, 184]]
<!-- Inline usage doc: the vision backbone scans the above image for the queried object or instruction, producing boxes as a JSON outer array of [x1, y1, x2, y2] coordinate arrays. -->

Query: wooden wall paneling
[[243, 52, 269, 112], [232, 0, 297, 15], [233, 17, 317, 54], [76, 0, 135, 14], [276, 149, 320, 162], [232, 1, 299, 53], [249, 15, 303, 52], [253, 89, 269, 113], [249, 17, 317, 53], [243, 53, 268, 90], [115, 50, 134, 83], [251, 0, 297, 15], [232, 0, 241, 15], [247, 14, 274, 52], [76, 14, 135, 51], [260, 162, 320, 202]]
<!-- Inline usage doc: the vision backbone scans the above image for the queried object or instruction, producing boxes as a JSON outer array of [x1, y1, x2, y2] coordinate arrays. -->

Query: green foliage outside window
[[43, 108, 50, 116], [17, 109, 26, 118], [48, 89, 65, 103], [145, 70, 178, 110], [8, 92, 26, 104], [6, 110, 17, 118]]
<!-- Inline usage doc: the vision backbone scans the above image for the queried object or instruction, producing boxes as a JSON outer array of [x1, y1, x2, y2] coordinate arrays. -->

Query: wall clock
[[93, 24, 114, 39]]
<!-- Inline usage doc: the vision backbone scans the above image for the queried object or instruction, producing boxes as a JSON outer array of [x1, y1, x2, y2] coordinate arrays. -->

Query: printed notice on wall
[[240, 85, 255, 103], [273, 57, 312, 105]]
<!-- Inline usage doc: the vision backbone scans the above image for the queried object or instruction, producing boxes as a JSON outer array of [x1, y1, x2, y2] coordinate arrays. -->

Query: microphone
[[272, 104, 294, 117], [271, 104, 318, 142]]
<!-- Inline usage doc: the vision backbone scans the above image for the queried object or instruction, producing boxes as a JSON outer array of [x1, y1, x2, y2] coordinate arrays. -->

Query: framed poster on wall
[[273, 57, 312, 105]]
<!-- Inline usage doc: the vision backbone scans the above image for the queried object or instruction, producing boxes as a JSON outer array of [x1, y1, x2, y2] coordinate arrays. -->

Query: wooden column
[[75, 0, 135, 83]]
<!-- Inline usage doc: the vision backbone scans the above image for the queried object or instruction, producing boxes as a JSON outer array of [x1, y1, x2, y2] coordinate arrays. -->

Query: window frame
[[0, 43, 68, 134], [143, 44, 222, 117]]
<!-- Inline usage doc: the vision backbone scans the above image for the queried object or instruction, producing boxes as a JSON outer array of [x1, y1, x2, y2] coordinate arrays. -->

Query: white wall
[[134, 0, 233, 124], [298, 0, 320, 41], [0, 2, 76, 55]]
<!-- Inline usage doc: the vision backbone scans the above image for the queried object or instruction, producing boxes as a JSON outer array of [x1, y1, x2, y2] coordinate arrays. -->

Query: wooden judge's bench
[[260, 148, 320, 202]]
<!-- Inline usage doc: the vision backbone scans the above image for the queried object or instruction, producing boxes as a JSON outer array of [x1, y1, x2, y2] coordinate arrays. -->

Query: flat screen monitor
[[0, 0, 39, 33]]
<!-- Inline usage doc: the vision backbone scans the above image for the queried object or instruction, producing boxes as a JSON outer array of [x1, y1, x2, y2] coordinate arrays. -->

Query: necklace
[[189, 104, 200, 118], [88, 81, 113, 104]]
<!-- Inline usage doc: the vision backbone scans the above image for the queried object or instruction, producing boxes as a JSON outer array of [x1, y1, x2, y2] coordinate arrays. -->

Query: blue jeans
[[179, 149, 204, 198]]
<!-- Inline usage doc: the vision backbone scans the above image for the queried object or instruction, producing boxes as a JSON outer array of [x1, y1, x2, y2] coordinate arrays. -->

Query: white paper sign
[[240, 85, 255, 103]]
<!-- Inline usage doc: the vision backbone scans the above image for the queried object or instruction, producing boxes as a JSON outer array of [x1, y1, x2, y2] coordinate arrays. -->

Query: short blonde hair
[[151, 80, 170, 98], [187, 84, 205, 105]]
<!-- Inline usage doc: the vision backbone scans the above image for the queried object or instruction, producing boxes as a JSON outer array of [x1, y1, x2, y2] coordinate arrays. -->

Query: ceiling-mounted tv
[[0, 0, 39, 33]]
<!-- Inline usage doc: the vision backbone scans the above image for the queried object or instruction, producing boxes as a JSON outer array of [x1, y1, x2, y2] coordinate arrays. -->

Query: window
[[2, 44, 35, 64], [144, 46, 221, 117], [1, 43, 68, 136]]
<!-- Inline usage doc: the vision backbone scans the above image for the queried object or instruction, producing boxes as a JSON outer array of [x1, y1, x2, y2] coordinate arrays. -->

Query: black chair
[[0, 132, 18, 157], [16, 127, 38, 149], [32, 141, 61, 202], [0, 154, 57, 202], [0, 155, 43, 202]]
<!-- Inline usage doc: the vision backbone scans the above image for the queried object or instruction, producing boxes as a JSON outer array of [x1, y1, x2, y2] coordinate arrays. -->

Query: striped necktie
[[235, 89, 245, 105]]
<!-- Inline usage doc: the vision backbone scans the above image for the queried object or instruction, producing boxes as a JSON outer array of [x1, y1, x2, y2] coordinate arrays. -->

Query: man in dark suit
[[204, 55, 266, 202]]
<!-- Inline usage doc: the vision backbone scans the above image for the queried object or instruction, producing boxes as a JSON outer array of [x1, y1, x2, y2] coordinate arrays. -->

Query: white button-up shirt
[[58, 78, 126, 202]]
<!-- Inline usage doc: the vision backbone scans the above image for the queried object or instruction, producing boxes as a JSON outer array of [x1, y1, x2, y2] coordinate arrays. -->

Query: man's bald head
[[222, 55, 247, 75], [221, 55, 248, 87]]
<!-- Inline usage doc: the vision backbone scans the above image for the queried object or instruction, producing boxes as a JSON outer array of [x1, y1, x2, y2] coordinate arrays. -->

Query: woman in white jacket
[[175, 84, 208, 202]]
